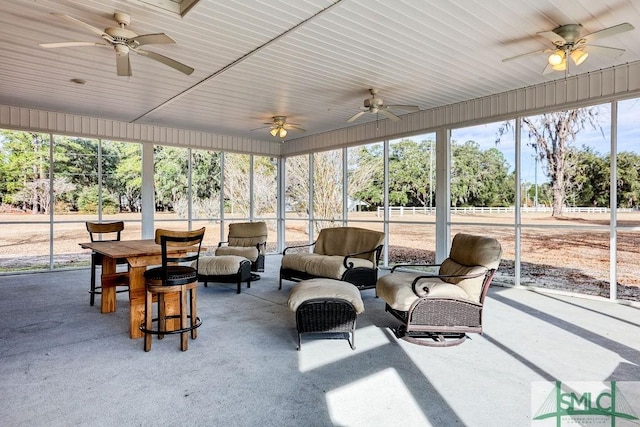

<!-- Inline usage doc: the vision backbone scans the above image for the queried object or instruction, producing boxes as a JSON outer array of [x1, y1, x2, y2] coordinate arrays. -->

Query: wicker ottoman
[[287, 278, 364, 350], [196, 255, 252, 294]]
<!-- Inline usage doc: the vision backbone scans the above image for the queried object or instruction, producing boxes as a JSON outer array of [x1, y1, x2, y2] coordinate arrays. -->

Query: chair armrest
[[218, 241, 229, 248], [342, 244, 384, 269], [410, 270, 487, 296], [283, 241, 316, 255]]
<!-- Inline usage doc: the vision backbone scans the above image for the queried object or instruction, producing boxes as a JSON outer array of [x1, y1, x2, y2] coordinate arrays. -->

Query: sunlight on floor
[[297, 325, 395, 373], [326, 367, 431, 426]]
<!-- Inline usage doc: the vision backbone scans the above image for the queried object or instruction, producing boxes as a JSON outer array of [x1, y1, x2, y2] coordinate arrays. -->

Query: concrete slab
[[1, 255, 639, 426]]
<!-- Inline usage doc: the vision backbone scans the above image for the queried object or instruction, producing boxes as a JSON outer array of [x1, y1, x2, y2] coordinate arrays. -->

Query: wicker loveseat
[[376, 233, 502, 346], [279, 227, 384, 291]]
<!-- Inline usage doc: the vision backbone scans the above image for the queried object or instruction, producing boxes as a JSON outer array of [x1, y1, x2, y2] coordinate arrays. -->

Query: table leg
[[128, 265, 147, 339], [100, 257, 117, 313]]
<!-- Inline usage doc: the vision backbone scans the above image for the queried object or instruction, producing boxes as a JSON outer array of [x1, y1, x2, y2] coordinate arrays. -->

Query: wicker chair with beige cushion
[[280, 227, 384, 291], [215, 222, 268, 278], [376, 233, 502, 347]]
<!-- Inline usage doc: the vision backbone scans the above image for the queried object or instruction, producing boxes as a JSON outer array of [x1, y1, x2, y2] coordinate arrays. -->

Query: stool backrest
[[155, 227, 206, 271], [86, 221, 124, 242]]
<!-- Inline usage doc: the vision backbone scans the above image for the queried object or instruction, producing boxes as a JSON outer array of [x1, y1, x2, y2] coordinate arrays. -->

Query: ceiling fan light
[[114, 44, 129, 57], [278, 128, 287, 138], [270, 127, 278, 137], [548, 50, 564, 66], [552, 60, 567, 71], [570, 49, 589, 65]]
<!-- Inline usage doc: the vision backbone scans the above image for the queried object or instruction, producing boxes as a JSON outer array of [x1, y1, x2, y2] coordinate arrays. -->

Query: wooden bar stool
[[140, 227, 205, 352], [85, 221, 129, 307]]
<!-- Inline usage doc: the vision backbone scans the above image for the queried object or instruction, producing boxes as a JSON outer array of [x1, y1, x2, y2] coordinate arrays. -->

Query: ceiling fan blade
[[251, 125, 273, 131], [583, 45, 625, 57], [502, 49, 551, 62], [347, 111, 366, 123], [51, 13, 108, 38], [582, 23, 634, 44], [538, 30, 567, 45], [286, 125, 306, 132], [135, 49, 194, 75], [130, 33, 176, 47], [386, 104, 419, 111], [379, 109, 401, 121], [39, 41, 108, 48], [116, 53, 132, 77]]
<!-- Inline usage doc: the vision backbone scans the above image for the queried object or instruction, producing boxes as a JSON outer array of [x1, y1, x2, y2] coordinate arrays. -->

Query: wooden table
[[80, 239, 190, 339]]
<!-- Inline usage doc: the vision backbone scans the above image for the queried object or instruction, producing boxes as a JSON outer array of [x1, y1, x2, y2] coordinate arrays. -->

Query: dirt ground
[[1, 211, 639, 300]]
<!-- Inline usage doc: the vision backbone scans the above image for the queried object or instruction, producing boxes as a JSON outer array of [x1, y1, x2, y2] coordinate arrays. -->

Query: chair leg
[[180, 286, 188, 351], [190, 287, 198, 340], [144, 289, 153, 352], [158, 293, 165, 340]]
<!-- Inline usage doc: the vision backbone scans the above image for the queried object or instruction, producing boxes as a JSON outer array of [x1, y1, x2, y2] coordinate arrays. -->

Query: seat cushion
[[196, 255, 249, 276], [144, 265, 197, 286], [215, 246, 259, 261], [376, 271, 470, 311], [281, 253, 321, 272], [287, 278, 364, 314], [305, 255, 374, 280]]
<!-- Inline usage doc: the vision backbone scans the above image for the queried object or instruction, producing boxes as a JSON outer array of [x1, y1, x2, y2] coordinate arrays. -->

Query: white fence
[[377, 206, 633, 217]]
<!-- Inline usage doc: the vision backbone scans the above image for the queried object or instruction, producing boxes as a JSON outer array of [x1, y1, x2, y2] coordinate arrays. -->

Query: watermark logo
[[532, 381, 640, 426]]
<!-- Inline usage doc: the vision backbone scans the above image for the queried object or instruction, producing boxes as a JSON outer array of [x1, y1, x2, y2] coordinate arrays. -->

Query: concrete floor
[[1, 255, 639, 426]]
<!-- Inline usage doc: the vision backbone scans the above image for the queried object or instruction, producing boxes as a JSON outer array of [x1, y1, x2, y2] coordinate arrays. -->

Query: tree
[[500, 108, 602, 216], [313, 151, 343, 228], [252, 156, 277, 216], [348, 144, 384, 208], [388, 139, 436, 207], [0, 131, 50, 212], [450, 140, 513, 207], [223, 153, 251, 216], [191, 150, 221, 218], [153, 146, 189, 211], [565, 145, 609, 207], [616, 151, 640, 209], [113, 142, 142, 212]]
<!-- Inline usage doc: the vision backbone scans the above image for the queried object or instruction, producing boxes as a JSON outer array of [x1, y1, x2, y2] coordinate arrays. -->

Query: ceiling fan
[[252, 116, 305, 139], [347, 88, 419, 123], [503, 22, 634, 74], [38, 12, 194, 77]]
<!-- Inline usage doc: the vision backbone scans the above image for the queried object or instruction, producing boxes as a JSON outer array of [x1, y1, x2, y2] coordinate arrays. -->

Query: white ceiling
[[1, 0, 639, 144]]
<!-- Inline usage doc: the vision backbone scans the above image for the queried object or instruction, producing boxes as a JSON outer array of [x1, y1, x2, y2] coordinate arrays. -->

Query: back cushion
[[314, 227, 384, 262], [448, 233, 502, 270], [227, 222, 268, 250]]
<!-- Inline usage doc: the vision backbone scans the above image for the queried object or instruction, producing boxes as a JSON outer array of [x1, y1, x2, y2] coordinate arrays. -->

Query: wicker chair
[[376, 233, 502, 347]]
